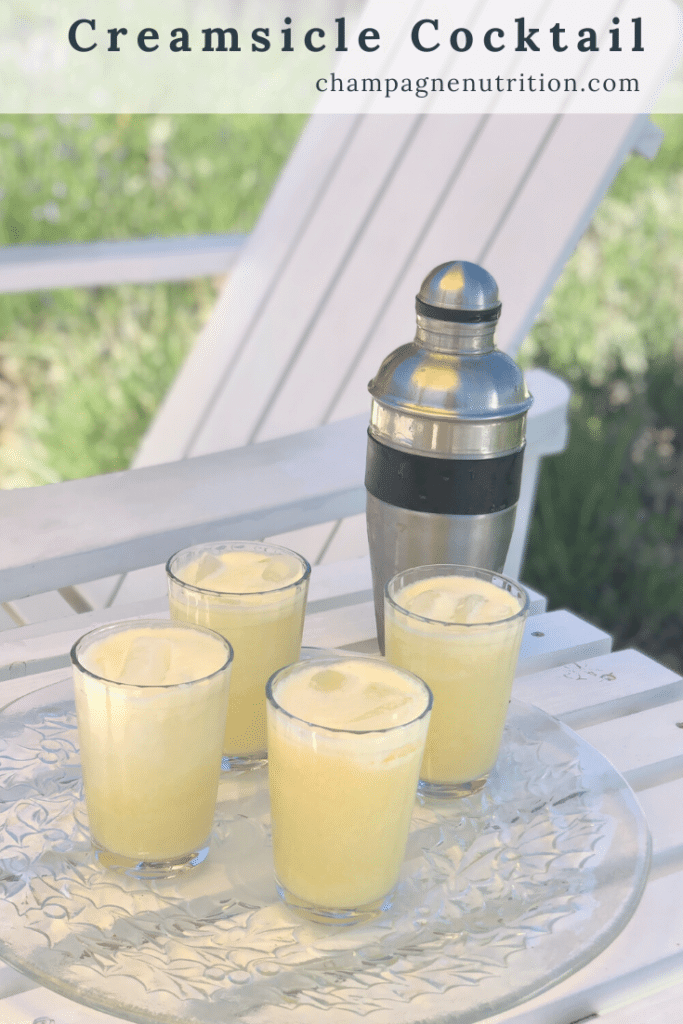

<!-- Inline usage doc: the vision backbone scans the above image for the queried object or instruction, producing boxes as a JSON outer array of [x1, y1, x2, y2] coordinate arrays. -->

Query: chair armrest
[[0, 416, 367, 603], [0, 369, 571, 605]]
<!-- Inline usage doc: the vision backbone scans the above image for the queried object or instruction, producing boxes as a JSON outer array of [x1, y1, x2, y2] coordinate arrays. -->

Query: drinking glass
[[266, 652, 432, 924], [167, 540, 310, 771], [71, 618, 233, 877], [385, 565, 529, 798]]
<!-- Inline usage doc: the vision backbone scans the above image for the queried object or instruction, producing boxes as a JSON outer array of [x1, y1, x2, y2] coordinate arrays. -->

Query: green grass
[[0, 114, 306, 486], [0, 114, 305, 247], [2, 280, 222, 482]]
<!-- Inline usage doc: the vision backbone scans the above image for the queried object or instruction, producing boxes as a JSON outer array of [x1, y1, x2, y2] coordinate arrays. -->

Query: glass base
[[94, 842, 209, 879], [276, 878, 394, 926], [221, 752, 267, 773], [419, 774, 488, 799]]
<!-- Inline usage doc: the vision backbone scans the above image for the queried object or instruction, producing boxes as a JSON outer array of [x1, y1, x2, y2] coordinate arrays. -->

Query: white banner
[[1, 0, 682, 113]]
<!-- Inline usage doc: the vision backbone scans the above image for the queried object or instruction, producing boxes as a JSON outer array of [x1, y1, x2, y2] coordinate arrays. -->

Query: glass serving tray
[[0, 674, 650, 1024]]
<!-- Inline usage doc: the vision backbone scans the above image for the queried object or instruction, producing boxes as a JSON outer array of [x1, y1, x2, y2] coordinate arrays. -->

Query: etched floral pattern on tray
[[0, 677, 650, 1024]]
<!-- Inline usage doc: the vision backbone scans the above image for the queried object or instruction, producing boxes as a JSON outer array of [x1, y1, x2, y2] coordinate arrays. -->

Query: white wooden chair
[[82, 114, 661, 608], [1, 107, 664, 628], [1, 0, 674, 628]]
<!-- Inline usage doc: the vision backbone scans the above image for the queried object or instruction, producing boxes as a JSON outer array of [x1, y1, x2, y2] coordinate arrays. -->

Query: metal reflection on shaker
[[365, 261, 533, 649]]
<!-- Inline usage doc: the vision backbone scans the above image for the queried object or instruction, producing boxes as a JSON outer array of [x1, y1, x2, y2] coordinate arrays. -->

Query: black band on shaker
[[365, 432, 524, 516], [415, 296, 502, 323]]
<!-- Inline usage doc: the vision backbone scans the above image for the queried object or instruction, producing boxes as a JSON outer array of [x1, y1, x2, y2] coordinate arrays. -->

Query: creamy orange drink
[[167, 541, 310, 771], [71, 619, 232, 877], [385, 566, 528, 798], [266, 653, 432, 924]]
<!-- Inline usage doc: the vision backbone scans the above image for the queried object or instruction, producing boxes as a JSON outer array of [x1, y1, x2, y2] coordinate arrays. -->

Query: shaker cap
[[416, 261, 501, 324], [367, 260, 532, 458]]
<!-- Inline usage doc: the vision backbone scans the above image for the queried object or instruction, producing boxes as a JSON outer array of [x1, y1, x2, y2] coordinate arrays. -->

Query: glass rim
[[70, 617, 234, 689], [165, 539, 311, 597], [385, 564, 530, 629], [266, 652, 433, 736]]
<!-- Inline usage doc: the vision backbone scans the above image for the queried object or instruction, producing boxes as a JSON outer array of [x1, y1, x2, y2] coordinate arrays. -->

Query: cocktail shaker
[[365, 261, 533, 648]]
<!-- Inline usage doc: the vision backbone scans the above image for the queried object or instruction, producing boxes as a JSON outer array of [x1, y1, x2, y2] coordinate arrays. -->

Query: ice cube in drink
[[385, 566, 528, 798], [167, 541, 310, 770], [266, 653, 432, 923], [72, 619, 232, 876]]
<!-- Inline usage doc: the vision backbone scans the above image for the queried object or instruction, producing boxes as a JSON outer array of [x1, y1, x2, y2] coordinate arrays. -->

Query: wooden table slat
[[577, 700, 683, 777], [514, 649, 683, 725], [597, 977, 683, 1024]]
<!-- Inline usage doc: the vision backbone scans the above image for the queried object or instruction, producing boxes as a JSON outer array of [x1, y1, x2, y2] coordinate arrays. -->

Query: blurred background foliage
[[0, 112, 682, 671]]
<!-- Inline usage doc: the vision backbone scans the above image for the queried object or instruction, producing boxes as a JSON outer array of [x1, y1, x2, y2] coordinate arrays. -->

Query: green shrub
[[523, 366, 683, 672]]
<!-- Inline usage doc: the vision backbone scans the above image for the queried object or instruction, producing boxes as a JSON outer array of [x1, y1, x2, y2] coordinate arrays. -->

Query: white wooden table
[[0, 554, 681, 1024]]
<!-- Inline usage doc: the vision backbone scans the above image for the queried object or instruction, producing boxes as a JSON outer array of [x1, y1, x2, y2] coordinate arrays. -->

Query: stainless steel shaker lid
[[416, 261, 502, 324], [367, 260, 532, 458]]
